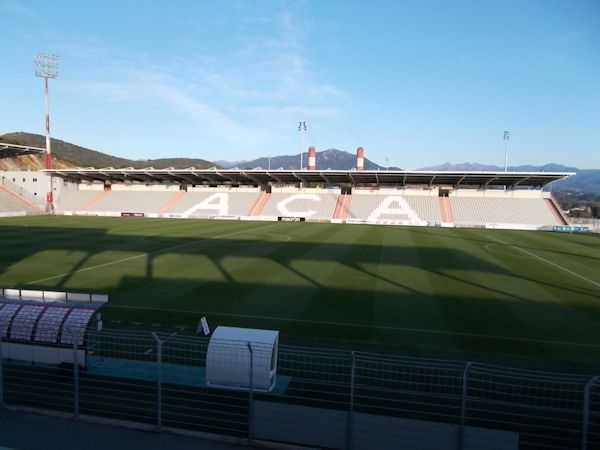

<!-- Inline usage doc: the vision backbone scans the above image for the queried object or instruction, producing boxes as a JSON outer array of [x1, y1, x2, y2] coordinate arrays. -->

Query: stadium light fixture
[[298, 121, 306, 170], [35, 52, 58, 211], [503, 130, 509, 172]]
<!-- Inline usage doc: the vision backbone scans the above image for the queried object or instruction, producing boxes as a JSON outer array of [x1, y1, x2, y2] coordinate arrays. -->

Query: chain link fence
[[1, 327, 598, 449]]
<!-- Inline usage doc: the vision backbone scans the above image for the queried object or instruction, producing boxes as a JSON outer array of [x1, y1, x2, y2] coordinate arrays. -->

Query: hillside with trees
[[0, 132, 217, 170]]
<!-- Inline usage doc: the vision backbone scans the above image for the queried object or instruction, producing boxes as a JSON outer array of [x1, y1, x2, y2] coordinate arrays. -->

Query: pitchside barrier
[[548, 225, 592, 233], [55, 209, 584, 234], [485, 223, 541, 231], [1, 327, 598, 449], [0, 288, 108, 304], [64, 211, 121, 217], [345, 218, 431, 227]]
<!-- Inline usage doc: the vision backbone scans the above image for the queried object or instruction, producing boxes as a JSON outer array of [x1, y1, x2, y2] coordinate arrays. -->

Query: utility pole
[[298, 121, 306, 170], [503, 130, 509, 172], [35, 52, 58, 211]]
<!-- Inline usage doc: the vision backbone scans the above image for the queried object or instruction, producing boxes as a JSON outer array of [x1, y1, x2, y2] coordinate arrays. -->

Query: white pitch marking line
[[107, 305, 600, 348], [489, 235, 600, 290], [483, 243, 527, 259], [27, 222, 282, 284]]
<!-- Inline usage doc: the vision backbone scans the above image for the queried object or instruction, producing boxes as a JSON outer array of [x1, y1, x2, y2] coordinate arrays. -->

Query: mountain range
[[1, 132, 598, 193], [216, 148, 399, 171]]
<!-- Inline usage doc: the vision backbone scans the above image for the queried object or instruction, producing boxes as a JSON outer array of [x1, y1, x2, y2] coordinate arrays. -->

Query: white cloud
[[69, 72, 271, 149], [64, 3, 348, 154]]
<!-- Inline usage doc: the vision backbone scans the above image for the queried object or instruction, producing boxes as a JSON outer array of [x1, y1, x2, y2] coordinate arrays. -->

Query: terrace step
[[159, 190, 186, 215], [0, 184, 42, 213], [545, 198, 568, 225], [332, 194, 344, 219], [340, 194, 352, 220], [247, 192, 270, 216], [438, 196, 454, 223], [77, 190, 109, 211]]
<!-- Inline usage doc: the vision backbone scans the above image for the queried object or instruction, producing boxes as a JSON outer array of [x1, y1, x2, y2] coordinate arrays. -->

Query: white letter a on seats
[[367, 196, 420, 222], [183, 193, 229, 217]]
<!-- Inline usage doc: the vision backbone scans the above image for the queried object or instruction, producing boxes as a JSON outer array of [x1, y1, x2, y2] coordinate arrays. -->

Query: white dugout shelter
[[205, 326, 279, 392]]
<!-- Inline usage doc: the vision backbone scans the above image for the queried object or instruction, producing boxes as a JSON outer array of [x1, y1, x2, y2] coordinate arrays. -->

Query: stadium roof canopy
[[0, 142, 46, 159], [43, 168, 574, 188]]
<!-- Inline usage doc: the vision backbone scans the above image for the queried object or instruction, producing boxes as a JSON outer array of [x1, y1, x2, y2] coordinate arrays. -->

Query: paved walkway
[[0, 409, 248, 450]]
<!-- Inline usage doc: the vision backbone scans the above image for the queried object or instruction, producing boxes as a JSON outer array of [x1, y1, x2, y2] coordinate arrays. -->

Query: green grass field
[[1, 215, 599, 371]]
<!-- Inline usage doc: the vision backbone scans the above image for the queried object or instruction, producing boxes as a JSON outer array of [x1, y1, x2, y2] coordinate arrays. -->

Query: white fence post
[[347, 351, 356, 450], [458, 362, 471, 450], [0, 317, 4, 407], [152, 332, 163, 431], [582, 376, 599, 450], [70, 327, 80, 417], [248, 342, 254, 442]]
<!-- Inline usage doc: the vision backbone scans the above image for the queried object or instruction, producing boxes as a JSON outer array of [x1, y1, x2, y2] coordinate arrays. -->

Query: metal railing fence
[[1, 326, 598, 450]]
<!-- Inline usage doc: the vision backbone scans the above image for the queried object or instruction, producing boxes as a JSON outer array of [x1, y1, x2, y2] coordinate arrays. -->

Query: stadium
[[1, 139, 599, 450]]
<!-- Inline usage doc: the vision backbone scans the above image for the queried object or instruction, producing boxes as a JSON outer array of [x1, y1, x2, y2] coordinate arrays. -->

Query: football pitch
[[1, 215, 599, 370]]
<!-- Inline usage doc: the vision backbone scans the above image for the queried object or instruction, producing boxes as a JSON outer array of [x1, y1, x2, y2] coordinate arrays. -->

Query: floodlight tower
[[35, 52, 58, 211], [503, 130, 509, 172], [298, 121, 306, 170]]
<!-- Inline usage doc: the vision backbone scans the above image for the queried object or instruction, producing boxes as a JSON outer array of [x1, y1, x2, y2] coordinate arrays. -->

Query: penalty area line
[[107, 304, 600, 348], [27, 222, 282, 285], [489, 235, 600, 290]]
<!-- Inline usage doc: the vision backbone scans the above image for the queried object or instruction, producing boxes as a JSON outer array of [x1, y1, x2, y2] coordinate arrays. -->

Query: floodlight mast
[[298, 121, 306, 170], [503, 130, 509, 172], [35, 52, 58, 211]]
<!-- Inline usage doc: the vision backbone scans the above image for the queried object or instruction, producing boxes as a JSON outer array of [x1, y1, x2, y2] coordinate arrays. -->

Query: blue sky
[[1, 0, 599, 168]]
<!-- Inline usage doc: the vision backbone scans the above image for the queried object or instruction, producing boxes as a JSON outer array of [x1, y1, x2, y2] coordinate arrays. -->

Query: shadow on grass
[[2, 222, 600, 369]]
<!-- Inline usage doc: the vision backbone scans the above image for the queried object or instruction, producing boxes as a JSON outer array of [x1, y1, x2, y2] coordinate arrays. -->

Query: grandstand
[[23, 166, 573, 231], [0, 146, 579, 230]]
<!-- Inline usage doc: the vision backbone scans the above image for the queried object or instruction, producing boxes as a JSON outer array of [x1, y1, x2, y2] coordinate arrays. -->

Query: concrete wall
[[1, 170, 49, 201], [0, 170, 72, 203], [253, 400, 518, 450]]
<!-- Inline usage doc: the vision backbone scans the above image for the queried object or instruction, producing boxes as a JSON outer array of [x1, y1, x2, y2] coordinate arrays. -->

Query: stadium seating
[[0, 185, 40, 215], [55, 189, 101, 212], [450, 195, 558, 226], [167, 190, 260, 217], [56, 189, 176, 215], [259, 190, 339, 220], [0, 189, 27, 214], [56, 186, 263, 218], [91, 191, 178, 214], [347, 190, 441, 223], [51, 183, 565, 230]]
